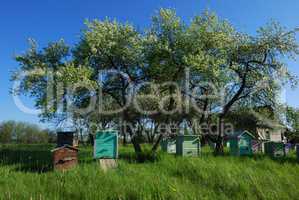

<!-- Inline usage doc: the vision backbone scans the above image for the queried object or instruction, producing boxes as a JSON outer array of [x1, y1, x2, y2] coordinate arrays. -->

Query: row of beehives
[[225, 130, 296, 158], [52, 130, 299, 171], [160, 135, 201, 156], [161, 131, 299, 159], [52, 130, 118, 171]]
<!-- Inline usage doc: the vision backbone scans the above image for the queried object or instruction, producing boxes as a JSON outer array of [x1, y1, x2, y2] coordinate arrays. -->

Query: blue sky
[[0, 0, 299, 127]]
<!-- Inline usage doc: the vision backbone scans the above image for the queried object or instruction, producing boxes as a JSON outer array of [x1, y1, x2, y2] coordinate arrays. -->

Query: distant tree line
[[285, 107, 299, 143], [0, 121, 55, 144]]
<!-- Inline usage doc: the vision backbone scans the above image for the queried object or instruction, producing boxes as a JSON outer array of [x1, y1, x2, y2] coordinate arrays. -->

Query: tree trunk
[[145, 130, 151, 144], [88, 133, 94, 146], [214, 116, 224, 155], [131, 136, 142, 153], [123, 134, 127, 146], [79, 128, 85, 146], [120, 121, 127, 146], [151, 87, 176, 153], [151, 134, 163, 152], [122, 110, 143, 160], [126, 124, 143, 160]]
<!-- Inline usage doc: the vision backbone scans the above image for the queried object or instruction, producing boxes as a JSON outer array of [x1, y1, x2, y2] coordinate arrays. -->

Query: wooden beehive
[[160, 138, 176, 154], [176, 135, 200, 157], [264, 142, 285, 158], [285, 143, 292, 154], [52, 145, 78, 171]]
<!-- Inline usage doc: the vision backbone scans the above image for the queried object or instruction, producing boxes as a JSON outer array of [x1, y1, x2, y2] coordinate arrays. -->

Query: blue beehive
[[94, 130, 118, 159], [228, 130, 255, 156]]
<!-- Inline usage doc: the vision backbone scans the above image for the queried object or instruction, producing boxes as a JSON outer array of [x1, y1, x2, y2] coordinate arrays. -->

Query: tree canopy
[[12, 9, 298, 156]]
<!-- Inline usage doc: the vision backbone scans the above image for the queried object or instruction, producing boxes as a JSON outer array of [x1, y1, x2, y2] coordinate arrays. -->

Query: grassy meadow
[[0, 144, 299, 200]]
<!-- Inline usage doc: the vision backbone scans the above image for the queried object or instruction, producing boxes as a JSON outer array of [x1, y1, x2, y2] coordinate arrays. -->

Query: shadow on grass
[[0, 144, 160, 173], [0, 145, 96, 173], [1, 144, 296, 173], [118, 150, 162, 163], [0, 148, 53, 173]]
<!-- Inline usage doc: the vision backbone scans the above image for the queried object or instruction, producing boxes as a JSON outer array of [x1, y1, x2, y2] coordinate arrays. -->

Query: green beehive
[[94, 130, 118, 159], [264, 141, 285, 158], [160, 138, 176, 154], [228, 130, 255, 156], [176, 135, 200, 157]]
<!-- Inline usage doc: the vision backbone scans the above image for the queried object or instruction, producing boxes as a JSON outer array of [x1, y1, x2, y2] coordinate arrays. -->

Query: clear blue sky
[[0, 0, 298, 128]]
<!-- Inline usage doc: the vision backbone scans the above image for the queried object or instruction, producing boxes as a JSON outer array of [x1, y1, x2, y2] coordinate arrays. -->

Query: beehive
[[94, 130, 118, 159], [160, 138, 176, 154], [57, 131, 75, 147], [285, 143, 292, 154], [264, 141, 285, 158], [176, 135, 200, 157], [228, 130, 255, 156], [52, 145, 78, 171]]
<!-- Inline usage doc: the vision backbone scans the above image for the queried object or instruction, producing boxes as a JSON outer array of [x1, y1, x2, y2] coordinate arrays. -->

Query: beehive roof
[[227, 130, 256, 139], [51, 145, 78, 152]]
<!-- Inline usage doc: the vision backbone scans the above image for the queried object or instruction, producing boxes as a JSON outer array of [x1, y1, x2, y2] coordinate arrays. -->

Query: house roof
[[256, 120, 285, 130]]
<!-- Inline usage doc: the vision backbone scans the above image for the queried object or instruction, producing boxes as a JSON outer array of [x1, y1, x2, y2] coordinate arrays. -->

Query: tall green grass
[[0, 144, 298, 200]]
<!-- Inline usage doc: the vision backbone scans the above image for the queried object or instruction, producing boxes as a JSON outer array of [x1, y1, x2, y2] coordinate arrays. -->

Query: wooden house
[[257, 122, 286, 154], [257, 126, 284, 142]]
